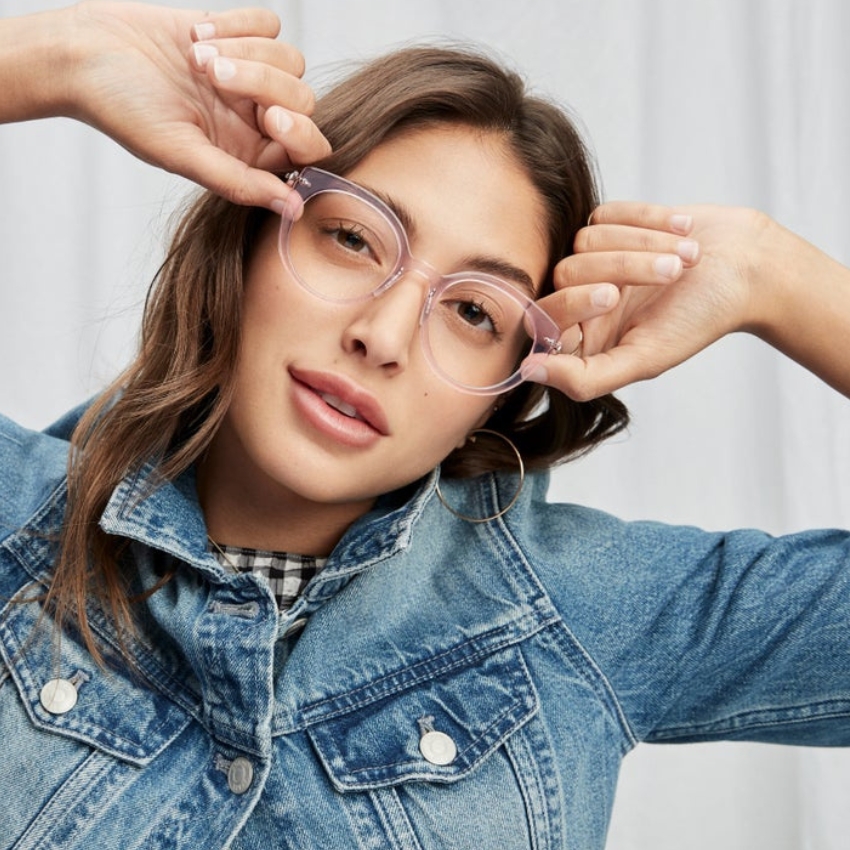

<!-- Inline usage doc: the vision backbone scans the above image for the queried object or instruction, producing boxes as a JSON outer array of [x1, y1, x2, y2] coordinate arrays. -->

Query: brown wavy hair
[[48, 44, 628, 663]]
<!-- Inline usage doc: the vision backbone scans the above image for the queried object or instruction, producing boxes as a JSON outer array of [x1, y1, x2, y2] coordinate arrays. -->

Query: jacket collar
[[98, 460, 440, 588]]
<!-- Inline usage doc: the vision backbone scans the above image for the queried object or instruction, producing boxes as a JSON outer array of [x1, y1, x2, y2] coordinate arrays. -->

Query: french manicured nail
[[676, 239, 700, 263], [272, 192, 303, 221], [213, 57, 237, 82], [192, 43, 218, 69], [669, 214, 693, 235], [654, 255, 682, 279], [268, 105, 294, 135], [591, 284, 617, 309], [194, 22, 216, 41], [524, 364, 549, 383]]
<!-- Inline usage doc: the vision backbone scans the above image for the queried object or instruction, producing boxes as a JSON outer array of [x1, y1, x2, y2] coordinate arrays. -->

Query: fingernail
[[524, 364, 549, 384], [269, 105, 294, 135], [213, 57, 237, 82], [676, 239, 700, 263], [194, 22, 216, 41], [654, 255, 682, 279], [669, 214, 693, 235], [591, 284, 617, 309], [273, 192, 303, 221], [192, 42, 218, 69]]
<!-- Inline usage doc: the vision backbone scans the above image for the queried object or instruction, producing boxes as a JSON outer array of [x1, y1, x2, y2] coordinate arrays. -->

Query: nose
[[341, 272, 427, 374]]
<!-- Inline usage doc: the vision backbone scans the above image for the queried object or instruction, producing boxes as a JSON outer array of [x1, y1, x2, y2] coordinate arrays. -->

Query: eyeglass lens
[[285, 190, 536, 391]]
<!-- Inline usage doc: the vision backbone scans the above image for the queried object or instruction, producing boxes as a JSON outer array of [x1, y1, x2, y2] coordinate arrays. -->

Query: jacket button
[[227, 757, 254, 794], [419, 730, 457, 765], [284, 617, 308, 637], [39, 679, 78, 715]]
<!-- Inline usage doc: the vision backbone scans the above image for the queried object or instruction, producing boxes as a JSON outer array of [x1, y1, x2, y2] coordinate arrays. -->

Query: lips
[[289, 367, 391, 440], [318, 392, 361, 420]]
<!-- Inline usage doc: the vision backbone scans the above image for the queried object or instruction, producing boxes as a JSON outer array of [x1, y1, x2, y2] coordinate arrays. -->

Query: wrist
[[743, 213, 849, 377], [0, 6, 79, 122], [740, 213, 805, 341]]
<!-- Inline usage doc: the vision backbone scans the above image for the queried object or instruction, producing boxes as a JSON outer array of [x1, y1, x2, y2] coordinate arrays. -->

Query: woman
[[1, 3, 848, 849]]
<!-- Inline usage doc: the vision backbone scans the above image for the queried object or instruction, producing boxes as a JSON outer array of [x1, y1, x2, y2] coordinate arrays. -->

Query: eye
[[328, 221, 372, 255], [450, 299, 497, 333]]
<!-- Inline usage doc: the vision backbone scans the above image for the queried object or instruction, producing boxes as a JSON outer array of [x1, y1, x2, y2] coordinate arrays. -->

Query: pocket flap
[[0, 595, 190, 766], [307, 644, 537, 791]]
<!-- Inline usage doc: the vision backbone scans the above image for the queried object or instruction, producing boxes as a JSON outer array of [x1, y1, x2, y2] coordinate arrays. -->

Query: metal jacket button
[[419, 730, 457, 766], [39, 679, 78, 715], [227, 757, 254, 794], [284, 617, 308, 637]]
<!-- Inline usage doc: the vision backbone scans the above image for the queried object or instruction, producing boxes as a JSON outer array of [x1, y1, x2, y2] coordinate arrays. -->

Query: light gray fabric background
[[2, 1, 848, 847]]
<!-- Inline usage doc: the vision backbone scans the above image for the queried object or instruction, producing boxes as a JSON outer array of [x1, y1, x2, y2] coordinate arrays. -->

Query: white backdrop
[[2, 1, 849, 848]]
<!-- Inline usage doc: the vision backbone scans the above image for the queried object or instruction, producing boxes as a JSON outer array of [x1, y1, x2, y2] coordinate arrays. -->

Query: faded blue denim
[[1, 408, 849, 849]]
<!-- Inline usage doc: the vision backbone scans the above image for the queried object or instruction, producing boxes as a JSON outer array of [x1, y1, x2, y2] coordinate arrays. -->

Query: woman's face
[[203, 124, 549, 548]]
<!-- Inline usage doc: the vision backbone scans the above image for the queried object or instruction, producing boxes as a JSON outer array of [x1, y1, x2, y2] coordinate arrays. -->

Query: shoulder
[[0, 409, 77, 542], [503, 471, 777, 634], [503, 471, 720, 566], [508, 471, 847, 577], [502, 470, 850, 655]]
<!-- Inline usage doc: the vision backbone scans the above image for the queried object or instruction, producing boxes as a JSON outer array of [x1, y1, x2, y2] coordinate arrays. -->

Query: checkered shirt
[[210, 544, 327, 614]]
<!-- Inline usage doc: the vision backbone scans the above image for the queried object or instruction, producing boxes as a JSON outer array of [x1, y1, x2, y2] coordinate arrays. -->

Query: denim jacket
[[1, 408, 849, 850]]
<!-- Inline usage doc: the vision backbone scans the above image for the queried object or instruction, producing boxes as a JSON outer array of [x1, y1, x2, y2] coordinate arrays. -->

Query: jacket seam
[[494, 501, 639, 751], [293, 615, 555, 728], [647, 697, 850, 741]]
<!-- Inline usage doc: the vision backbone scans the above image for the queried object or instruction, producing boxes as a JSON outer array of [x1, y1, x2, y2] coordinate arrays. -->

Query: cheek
[[241, 255, 315, 347], [242, 221, 301, 320], [244, 239, 287, 309], [416, 388, 495, 453]]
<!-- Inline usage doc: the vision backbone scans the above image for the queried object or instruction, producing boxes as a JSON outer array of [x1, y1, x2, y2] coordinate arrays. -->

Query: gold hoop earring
[[435, 429, 525, 523]]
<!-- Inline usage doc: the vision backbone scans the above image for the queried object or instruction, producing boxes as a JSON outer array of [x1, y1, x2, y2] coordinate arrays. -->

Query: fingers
[[172, 137, 304, 214], [527, 202, 743, 400], [189, 26, 332, 179], [588, 200, 695, 235], [555, 249, 688, 292], [191, 9, 306, 104], [536, 282, 619, 331], [193, 37, 306, 85], [195, 50, 316, 117], [261, 106, 332, 165], [557, 202, 701, 293], [525, 346, 660, 402], [191, 8, 282, 42], [575, 224, 700, 266], [200, 52, 332, 176]]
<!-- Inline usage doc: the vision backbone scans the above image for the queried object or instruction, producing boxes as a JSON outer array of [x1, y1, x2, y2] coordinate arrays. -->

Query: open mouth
[[288, 367, 391, 447], [318, 392, 363, 421]]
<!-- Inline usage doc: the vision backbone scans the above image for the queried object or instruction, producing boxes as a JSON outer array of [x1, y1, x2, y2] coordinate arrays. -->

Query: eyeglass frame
[[279, 166, 563, 396]]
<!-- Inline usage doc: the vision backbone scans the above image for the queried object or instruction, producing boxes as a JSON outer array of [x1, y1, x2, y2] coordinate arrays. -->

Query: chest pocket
[[307, 644, 538, 789], [0, 590, 190, 767], [303, 643, 559, 849]]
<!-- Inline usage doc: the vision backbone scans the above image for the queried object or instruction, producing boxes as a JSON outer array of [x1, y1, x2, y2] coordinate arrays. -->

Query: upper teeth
[[320, 392, 361, 420]]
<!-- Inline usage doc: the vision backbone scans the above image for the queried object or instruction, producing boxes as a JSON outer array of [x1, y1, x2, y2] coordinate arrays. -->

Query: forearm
[[746, 217, 850, 399], [0, 7, 77, 124]]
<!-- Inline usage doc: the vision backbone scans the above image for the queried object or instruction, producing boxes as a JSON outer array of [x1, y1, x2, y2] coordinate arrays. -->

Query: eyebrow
[[359, 183, 538, 298], [458, 255, 537, 298]]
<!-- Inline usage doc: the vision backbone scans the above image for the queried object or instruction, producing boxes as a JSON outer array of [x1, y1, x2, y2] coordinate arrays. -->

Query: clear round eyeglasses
[[279, 167, 563, 396]]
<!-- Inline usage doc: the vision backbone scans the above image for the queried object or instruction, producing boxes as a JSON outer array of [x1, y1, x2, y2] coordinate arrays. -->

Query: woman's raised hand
[[14, 2, 331, 211], [532, 202, 850, 401]]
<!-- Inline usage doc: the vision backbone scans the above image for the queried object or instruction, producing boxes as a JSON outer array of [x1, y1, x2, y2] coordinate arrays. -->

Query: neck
[[196, 447, 375, 558]]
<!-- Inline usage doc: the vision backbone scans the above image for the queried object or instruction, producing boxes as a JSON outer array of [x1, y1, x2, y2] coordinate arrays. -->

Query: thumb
[[169, 139, 303, 213]]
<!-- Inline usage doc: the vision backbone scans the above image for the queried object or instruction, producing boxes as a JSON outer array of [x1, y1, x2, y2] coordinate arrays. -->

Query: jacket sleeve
[[513, 478, 850, 747]]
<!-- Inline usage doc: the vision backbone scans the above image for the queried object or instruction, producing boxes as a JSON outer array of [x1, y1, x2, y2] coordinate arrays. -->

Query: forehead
[[342, 125, 551, 290]]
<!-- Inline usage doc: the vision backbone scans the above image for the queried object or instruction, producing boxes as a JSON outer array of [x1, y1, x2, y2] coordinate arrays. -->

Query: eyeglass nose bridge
[[371, 256, 445, 314]]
